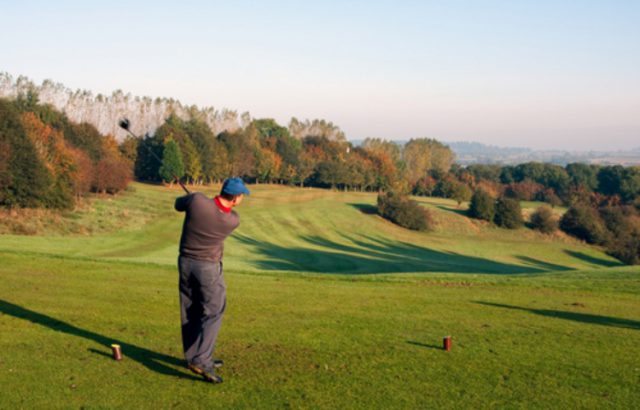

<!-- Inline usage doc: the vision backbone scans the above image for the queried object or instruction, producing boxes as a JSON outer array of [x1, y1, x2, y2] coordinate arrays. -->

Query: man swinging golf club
[[175, 177, 250, 383]]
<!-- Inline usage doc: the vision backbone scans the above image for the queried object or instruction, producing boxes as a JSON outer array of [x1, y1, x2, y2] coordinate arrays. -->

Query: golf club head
[[118, 118, 131, 131]]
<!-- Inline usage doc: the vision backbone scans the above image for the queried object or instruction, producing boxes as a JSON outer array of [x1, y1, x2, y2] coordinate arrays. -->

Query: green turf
[[0, 183, 638, 408]]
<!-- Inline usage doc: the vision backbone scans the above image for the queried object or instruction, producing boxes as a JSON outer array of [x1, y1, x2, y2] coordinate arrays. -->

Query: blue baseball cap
[[221, 177, 250, 196]]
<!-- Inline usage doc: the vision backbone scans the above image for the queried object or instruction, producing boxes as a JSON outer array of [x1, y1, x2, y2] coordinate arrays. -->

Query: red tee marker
[[443, 336, 452, 351]]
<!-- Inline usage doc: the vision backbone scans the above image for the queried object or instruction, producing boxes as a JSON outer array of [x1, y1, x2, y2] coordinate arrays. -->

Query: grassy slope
[[0, 183, 638, 409]]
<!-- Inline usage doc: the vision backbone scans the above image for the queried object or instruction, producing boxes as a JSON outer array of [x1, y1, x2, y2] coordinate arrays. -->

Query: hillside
[[1, 183, 638, 408], [0, 182, 622, 274]]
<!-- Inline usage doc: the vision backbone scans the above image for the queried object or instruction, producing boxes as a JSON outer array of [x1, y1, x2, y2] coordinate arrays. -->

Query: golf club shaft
[[121, 127, 190, 195]]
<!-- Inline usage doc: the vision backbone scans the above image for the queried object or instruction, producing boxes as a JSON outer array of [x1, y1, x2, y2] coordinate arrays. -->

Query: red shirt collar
[[214, 196, 232, 213]]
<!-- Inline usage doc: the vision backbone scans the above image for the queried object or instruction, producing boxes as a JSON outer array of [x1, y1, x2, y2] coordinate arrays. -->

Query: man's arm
[[175, 194, 194, 212]]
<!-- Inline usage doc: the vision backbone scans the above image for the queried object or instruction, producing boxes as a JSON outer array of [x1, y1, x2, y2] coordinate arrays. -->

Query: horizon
[[2, 1, 639, 151]]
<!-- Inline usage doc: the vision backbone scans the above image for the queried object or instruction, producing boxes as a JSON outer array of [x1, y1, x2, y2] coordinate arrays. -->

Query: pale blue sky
[[1, 0, 639, 150]]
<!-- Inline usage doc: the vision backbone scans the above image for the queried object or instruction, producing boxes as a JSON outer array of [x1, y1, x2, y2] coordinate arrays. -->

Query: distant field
[[0, 183, 638, 408]]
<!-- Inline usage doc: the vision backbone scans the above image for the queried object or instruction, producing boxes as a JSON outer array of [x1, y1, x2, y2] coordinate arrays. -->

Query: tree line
[[0, 95, 131, 208], [2, 89, 638, 264], [130, 114, 454, 194]]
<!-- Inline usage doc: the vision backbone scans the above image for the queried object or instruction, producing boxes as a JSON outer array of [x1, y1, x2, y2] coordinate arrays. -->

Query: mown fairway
[[1, 183, 639, 408]]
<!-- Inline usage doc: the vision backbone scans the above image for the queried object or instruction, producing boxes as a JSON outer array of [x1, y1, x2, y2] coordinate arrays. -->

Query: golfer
[[174, 177, 249, 383]]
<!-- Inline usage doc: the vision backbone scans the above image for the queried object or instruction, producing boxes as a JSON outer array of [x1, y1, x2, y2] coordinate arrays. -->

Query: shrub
[[68, 148, 94, 197], [377, 192, 433, 231], [559, 205, 609, 245], [607, 230, 640, 265], [468, 189, 495, 221], [494, 197, 524, 229], [93, 156, 132, 194], [530, 205, 557, 234], [600, 206, 640, 265]]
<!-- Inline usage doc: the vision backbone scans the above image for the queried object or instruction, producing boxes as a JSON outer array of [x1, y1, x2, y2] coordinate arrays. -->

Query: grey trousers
[[178, 256, 226, 369]]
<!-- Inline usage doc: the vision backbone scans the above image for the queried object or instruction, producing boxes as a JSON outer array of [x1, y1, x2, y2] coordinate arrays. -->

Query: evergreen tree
[[134, 134, 163, 181], [0, 99, 52, 207], [159, 138, 184, 184]]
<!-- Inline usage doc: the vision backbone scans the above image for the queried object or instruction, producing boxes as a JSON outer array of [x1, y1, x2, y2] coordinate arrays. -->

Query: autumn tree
[[119, 135, 139, 164], [68, 147, 94, 197], [255, 146, 282, 183], [362, 143, 399, 191], [402, 138, 454, 187], [19, 112, 75, 207], [218, 129, 257, 178], [295, 148, 318, 187]]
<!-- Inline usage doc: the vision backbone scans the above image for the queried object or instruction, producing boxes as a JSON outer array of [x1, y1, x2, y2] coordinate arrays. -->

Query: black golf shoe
[[187, 363, 223, 384]]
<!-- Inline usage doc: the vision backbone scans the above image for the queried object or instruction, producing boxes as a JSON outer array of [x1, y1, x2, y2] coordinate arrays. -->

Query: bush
[[530, 205, 557, 234], [599, 206, 635, 235], [93, 156, 132, 194], [607, 231, 640, 265], [559, 205, 609, 245], [599, 206, 640, 265], [468, 189, 495, 221], [494, 197, 524, 229], [377, 192, 433, 231]]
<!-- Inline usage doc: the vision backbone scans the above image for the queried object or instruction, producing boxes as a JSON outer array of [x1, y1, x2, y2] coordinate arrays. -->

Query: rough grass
[[0, 182, 638, 408]]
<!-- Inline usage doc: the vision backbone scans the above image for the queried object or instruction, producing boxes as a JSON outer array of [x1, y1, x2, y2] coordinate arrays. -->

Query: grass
[[0, 182, 638, 408]]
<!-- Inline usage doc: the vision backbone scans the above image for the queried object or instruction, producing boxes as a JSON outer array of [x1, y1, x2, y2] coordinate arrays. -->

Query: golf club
[[118, 118, 190, 194]]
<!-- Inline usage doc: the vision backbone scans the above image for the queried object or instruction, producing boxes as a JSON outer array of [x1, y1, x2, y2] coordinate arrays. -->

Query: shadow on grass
[[564, 250, 623, 267], [514, 256, 573, 272], [406, 340, 442, 350], [434, 204, 468, 217], [0, 299, 198, 380], [234, 233, 553, 275], [476, 302, 640, 330], [349, 203, 378, 215]]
